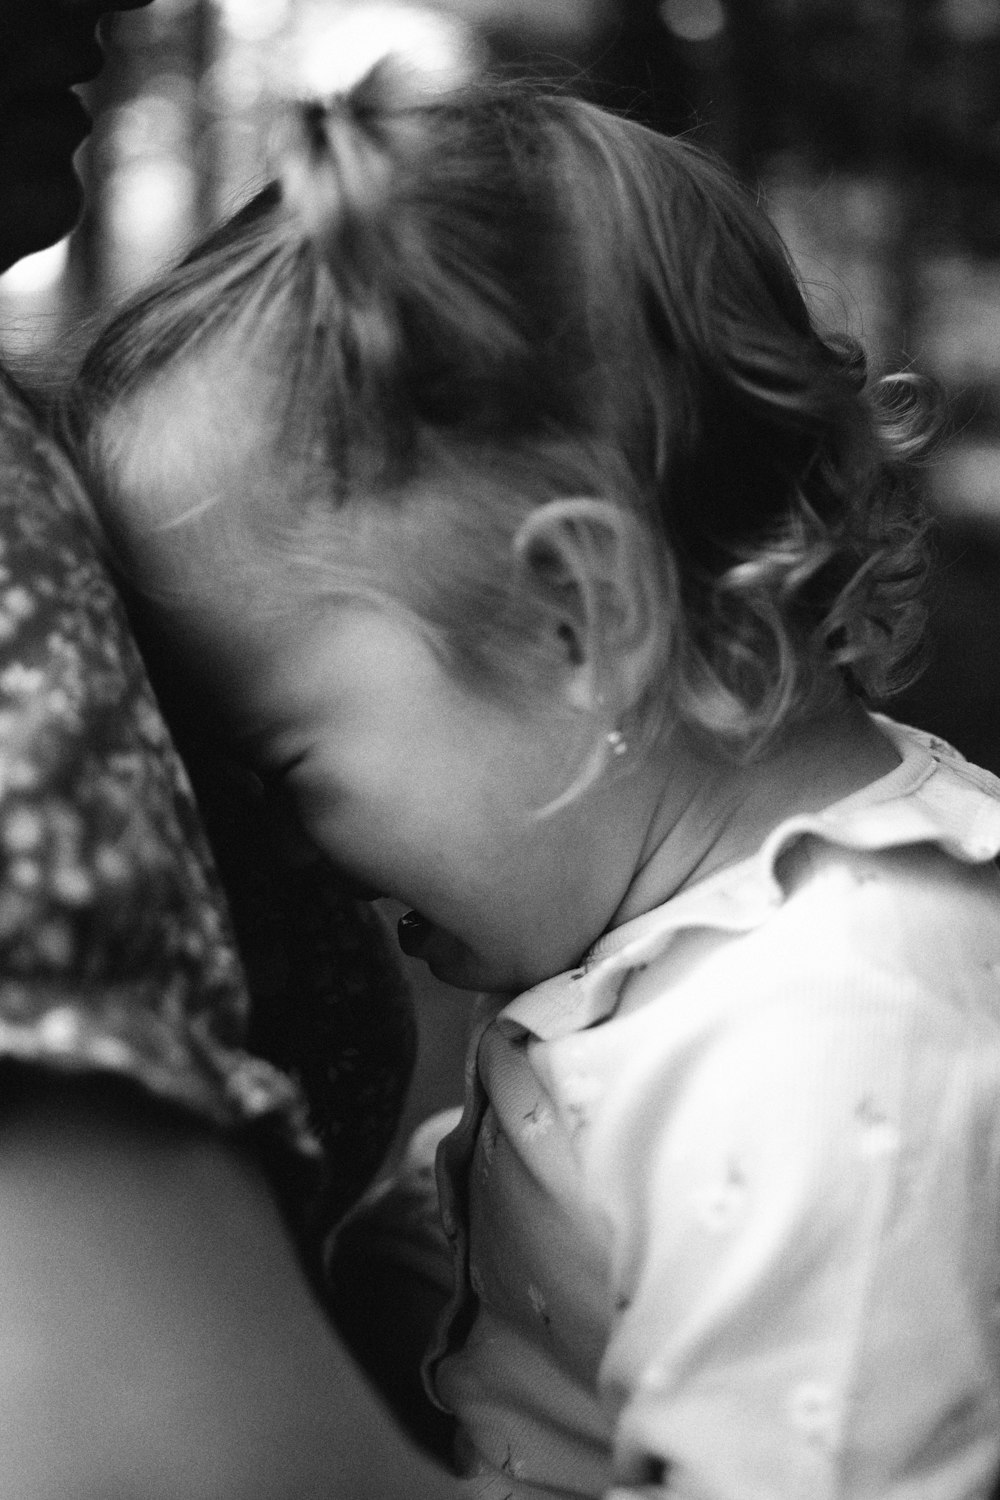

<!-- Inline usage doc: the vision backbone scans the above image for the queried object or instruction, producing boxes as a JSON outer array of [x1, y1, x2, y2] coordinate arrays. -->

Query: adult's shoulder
[[0, 366, 416, 1227], [0, 362, 302, 1167]]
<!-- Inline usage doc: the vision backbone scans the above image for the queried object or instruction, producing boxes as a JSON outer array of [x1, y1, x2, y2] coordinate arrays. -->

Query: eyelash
[[261, 754, 305, 792]]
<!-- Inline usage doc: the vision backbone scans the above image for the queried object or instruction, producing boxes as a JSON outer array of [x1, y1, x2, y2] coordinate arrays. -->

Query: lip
[[397, 909, 434, 958], [395, 913, 479, 988], [2, 44, 106, 107]]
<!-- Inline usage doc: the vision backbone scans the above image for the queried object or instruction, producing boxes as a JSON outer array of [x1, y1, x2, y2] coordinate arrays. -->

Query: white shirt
[[428, 719, 1000, 1499]]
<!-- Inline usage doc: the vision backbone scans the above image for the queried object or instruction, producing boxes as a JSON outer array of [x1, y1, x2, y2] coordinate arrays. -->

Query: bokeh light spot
[[0, 239, 70, 296], [217, 0, 291, 44], [659, 0, 726, 44], [287, 3, 479, 96]]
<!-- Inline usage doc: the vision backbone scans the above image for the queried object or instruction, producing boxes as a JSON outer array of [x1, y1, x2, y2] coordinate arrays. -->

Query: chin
[[396, 908, 547, 995], [422, 949, 491, 992], [413, 933, 507, 994], [425, 943, 534, 997]]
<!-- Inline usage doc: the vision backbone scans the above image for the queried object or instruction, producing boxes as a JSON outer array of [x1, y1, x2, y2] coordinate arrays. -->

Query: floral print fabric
[[0, 369, 414, 1233]]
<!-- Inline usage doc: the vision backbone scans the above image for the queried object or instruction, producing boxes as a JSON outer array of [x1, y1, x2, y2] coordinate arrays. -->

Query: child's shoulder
[[736, 718, 1000, 991], [783, 715, 1000, 905]]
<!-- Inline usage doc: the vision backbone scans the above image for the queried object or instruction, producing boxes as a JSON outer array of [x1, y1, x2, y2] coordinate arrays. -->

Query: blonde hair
[[70, 68, 935, 758]]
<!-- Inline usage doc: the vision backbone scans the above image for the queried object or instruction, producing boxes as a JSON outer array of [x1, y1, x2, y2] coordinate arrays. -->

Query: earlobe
[[513, 497, 661, 717]]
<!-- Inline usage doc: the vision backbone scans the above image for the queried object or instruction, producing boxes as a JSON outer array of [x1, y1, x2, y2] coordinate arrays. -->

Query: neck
[[612, 697, 900, 930]]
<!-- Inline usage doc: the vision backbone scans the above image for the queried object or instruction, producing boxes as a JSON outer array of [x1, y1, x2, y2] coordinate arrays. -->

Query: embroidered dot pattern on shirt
[[853, 1095, 901, 1158], [694, 1157, 749, 1232], [787, 1381, 838, 1447], [527, 1282, 553, 1330], [562, 1069, 603, 1105], [521, 1100, 553, 1140], [561, 1069, 604, 1126]]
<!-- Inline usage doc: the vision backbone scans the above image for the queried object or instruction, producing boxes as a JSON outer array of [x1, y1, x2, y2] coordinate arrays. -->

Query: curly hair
[[70, 67, 936, 759]]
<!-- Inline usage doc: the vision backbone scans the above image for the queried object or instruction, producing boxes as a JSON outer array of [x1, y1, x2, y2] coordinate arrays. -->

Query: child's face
[[193, 597, 629, 994], [100, 377, 642, 994]]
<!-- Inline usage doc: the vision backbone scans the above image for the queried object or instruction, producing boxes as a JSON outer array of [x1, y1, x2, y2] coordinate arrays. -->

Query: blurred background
[[4, 0, 1000, 1127]]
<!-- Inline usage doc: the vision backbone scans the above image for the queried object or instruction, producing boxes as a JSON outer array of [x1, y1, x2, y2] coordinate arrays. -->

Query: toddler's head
[[71, 67, 929, 767]]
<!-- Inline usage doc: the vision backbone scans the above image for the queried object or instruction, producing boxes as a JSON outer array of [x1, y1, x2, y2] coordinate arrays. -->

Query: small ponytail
[[73, 80, 937, 757], [272, 64, 582, 483], [280, 75, 395, 274], [274, 64, 428, 484]]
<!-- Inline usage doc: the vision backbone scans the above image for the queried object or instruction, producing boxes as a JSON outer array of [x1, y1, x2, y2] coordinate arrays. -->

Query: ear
[[512, 498, 662, 718]]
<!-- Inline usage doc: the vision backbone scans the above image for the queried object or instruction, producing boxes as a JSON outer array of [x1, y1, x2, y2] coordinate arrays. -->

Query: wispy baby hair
[[72, 65, 934, 756]]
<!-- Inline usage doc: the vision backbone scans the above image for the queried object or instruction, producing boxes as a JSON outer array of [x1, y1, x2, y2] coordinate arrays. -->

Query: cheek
[[286, 769, 402, 874], [292, 769, 471, 896]]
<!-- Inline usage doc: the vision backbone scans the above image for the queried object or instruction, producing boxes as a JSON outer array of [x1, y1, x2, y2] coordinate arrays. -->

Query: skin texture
[[215, 602, 642, 994], [199, 596, 900, 997], [0, 1080, 465, 1500]]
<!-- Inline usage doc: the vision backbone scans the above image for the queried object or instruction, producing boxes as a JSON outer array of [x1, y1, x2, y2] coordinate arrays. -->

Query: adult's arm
[[327, 1110, 464, 1461], [0, 1076, 468, 1500]]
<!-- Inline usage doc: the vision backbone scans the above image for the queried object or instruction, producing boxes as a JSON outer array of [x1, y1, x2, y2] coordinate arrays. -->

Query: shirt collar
[[497, 717, 1000, 1042]]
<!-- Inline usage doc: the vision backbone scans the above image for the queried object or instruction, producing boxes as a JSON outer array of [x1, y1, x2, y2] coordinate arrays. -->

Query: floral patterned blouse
[[0, 367, 415, 1242]]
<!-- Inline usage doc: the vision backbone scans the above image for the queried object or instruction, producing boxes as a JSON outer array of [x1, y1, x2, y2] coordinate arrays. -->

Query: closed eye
[[258, 753, 306, 798]]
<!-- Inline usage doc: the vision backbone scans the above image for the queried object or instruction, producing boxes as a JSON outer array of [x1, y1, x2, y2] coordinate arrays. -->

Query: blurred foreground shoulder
[[0, 1078, 469, 1500]]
